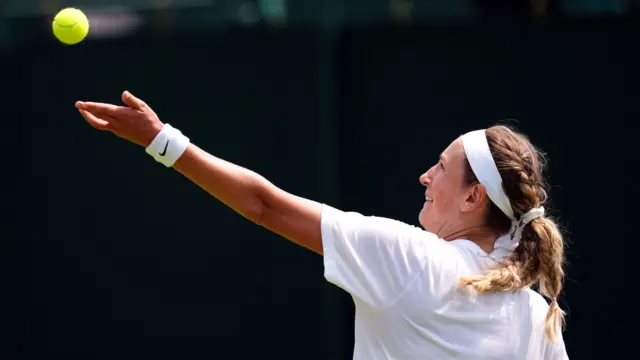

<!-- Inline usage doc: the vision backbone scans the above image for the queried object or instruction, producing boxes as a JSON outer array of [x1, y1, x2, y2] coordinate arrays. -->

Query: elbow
[[248, 178, 279, 226], [249, 180, 277, 226], [251, 197, 268, 226], [237, 171, 272, 225]]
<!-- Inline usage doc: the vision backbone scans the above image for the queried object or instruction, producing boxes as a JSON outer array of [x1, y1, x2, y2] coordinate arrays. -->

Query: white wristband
[[145, 124, 190, 167]]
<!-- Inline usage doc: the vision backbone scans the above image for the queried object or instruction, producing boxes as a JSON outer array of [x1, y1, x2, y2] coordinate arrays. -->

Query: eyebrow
[[440, 154, 446, 163]]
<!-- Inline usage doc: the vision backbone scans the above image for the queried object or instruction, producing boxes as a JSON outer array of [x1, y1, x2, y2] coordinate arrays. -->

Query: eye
[[439, 162, 444, 170]]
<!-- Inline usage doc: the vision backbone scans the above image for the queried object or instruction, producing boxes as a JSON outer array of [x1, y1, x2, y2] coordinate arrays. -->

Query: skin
[[418, 139, 503, 253], [76, 91, 501, 255]]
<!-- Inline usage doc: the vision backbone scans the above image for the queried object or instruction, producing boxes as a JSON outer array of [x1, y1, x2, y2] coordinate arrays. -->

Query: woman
[[76, 91, 569, 359]]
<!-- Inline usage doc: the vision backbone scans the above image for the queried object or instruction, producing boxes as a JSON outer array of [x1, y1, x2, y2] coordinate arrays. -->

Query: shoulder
[[321, 204, 441, 248], [320, 205, 462, 308], [322, 204, 422, 232], [320, 204, 465, 271]]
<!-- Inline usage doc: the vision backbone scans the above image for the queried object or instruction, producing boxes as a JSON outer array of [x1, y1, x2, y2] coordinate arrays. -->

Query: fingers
[[76, 101, 122, 116], [121, 91, 147, 110], [78, 109, 111, 130]]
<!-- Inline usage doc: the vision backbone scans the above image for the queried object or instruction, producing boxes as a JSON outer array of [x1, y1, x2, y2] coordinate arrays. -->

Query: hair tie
[[511, 206, 545, 240], [519, 207, 545, 227]]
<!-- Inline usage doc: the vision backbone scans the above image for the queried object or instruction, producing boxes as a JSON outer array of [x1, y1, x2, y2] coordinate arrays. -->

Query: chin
[[419, 215, 438, 235], [421, 222, 434, 234], [418, 211, 429, 231]]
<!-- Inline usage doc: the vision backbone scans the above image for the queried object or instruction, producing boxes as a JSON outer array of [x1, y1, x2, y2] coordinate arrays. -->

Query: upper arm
[[257, 188, 325, 255]]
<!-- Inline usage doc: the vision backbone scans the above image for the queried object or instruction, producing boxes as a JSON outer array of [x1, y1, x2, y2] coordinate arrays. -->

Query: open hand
[[76, 91, 164, 147]]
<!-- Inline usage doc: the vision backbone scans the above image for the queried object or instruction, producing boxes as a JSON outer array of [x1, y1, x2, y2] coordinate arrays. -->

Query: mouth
[[425, 195, 433, 204]]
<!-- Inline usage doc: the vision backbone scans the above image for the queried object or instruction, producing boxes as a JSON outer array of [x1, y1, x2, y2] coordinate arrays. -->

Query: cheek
[[432, 182, 456, 212]]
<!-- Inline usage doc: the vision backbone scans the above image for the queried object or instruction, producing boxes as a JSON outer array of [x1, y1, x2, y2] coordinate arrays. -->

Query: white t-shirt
[[321, 205, 569, 360]]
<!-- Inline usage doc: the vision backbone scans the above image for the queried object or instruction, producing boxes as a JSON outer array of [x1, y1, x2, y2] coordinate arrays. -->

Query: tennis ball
[[52, 8, 89, 45]]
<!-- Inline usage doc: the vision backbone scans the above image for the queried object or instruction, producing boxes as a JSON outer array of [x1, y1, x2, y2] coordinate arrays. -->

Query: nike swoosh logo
[[159, 141, 169, 156]]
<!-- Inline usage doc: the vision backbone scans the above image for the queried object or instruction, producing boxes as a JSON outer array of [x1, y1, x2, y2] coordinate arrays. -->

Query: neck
[[441, 225, 502, 253]]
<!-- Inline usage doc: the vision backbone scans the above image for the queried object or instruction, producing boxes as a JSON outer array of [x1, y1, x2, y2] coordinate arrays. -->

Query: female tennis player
[[76, 91, 569, 359]]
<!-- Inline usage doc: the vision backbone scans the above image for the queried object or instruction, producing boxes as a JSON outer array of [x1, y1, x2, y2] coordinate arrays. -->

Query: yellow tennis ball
[[52, 8, 89, 45]]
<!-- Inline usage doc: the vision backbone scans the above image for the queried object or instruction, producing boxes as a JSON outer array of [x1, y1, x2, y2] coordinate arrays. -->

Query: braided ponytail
[[531, 216, 566, 342], [459, 125, 566, 343]]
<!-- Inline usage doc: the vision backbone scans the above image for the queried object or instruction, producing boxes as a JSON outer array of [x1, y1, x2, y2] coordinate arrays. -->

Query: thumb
[[121, 91, 146, 110]]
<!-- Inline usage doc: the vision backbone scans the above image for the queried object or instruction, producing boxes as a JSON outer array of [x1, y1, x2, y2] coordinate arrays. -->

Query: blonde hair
[[459, 125, 566, 343]]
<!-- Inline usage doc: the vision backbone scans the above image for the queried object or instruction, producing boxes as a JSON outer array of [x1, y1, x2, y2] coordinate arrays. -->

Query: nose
[[419, 169, 431, 187]]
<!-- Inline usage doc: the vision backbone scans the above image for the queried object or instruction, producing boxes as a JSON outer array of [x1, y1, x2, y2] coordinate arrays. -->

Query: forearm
[[172, 144, 272, 223], [171, 143, 324, 254]]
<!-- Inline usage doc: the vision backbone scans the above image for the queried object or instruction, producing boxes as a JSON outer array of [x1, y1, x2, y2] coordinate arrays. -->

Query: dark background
[[3, 1, 638, 359]]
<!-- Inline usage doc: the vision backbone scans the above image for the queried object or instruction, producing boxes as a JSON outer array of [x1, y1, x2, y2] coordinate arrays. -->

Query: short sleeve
[[321, 204, 448, 309]]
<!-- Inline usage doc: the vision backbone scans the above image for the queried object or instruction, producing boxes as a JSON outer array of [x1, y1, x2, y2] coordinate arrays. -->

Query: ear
[[461, 183, 487, 213]]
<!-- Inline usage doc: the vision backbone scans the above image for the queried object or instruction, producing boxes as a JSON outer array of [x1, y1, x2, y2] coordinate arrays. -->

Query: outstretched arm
[[76, 91, 323, 254], [77, 91, 439, 309], [173, 145, 323, 254]]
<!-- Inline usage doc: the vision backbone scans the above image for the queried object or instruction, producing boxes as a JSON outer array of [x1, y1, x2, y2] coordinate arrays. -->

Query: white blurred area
[[82, 8, 142, 39]]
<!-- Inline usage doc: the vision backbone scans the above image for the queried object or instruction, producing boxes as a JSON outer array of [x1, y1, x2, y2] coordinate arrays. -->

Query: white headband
[[461, 129, 544, 257]]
